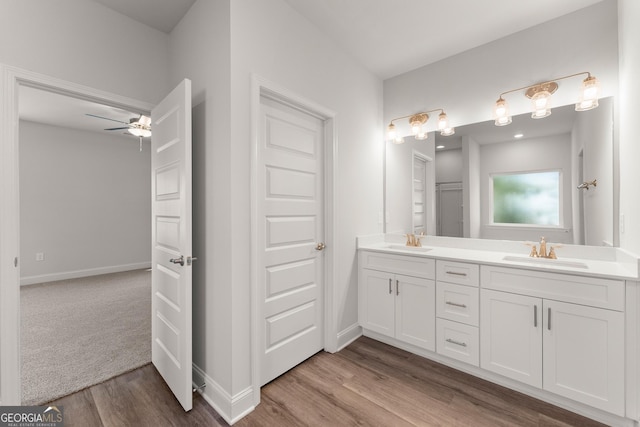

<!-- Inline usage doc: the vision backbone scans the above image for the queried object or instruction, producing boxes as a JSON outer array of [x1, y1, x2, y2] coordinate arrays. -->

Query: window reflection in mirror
[[491, 171, 560, 226]]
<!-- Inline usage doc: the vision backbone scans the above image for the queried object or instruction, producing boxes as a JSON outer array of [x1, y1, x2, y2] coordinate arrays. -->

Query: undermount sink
[[385, 244, 432, 253], [502, 255, 588, 269]]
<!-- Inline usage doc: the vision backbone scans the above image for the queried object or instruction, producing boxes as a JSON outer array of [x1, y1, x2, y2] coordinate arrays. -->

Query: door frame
[[250, 74, 336, 406], [0, 64, 154, 404]]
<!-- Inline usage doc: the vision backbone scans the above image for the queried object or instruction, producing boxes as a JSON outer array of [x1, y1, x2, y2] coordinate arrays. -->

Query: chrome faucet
[[528, 236, 558, 259]]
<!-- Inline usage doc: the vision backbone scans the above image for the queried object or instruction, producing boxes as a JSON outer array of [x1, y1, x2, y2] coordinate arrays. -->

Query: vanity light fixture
[[387, 109, 455, 144], [493, 72, 600, 126]]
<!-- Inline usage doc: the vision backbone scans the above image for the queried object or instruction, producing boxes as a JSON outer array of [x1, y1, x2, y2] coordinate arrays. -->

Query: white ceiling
[[19, 85, 144, 139], [90, 0, 605, 79], [93, 0, 196, 33], [19, 0, 605, 136], [282, 0, 604, 79]]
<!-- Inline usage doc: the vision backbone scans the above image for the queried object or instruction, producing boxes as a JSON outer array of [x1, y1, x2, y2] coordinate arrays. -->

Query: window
[[491, 171, 560, 226]]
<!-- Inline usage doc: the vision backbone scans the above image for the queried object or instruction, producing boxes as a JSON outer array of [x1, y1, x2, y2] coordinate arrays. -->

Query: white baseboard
[[192, 364, 255, 425], [335, 323, 362, 352], [20, 262, 151, 286]]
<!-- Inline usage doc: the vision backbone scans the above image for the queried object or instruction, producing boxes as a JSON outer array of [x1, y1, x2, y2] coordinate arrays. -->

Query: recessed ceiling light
[[514, 133, 524, 139], [436, 145, 445, 149]]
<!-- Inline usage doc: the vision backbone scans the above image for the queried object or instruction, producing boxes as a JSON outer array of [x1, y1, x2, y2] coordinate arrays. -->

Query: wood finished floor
[[51, 336, 607, 426]]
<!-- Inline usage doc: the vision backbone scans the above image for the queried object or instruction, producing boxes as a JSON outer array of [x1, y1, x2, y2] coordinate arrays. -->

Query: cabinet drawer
[[360, 251, 435, 279], [481, 265, 624, 311], [436, 318, 479, 366], [436, 282, 479, 326], [436, 260, 479, 286]]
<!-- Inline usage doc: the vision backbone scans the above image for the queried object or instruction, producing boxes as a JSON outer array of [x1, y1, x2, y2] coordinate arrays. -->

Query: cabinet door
[[359, 269, 395, 337], [395, 274, 435, 351], [543, 300, 624, 416], [480, 290, 542, 388]]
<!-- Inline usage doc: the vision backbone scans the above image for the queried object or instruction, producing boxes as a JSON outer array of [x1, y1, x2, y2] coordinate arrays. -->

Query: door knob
[[315, 242, 326, 251], [169, 255, 185, 266]]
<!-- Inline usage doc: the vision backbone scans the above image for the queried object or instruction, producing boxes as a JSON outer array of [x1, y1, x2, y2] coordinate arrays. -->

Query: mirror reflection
[[385, 97, 615, 246]]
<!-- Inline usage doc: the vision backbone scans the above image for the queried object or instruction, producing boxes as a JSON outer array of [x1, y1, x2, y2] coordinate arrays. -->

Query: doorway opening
[[18, 84, 152, 404], [0, 66, 156, 405]]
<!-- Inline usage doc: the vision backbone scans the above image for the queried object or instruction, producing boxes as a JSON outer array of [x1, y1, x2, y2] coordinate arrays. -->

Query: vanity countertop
[[357, 234, 640, 280]]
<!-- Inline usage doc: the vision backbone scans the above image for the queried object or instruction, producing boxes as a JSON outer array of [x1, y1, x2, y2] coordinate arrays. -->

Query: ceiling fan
[[86, 113, 152, 151]]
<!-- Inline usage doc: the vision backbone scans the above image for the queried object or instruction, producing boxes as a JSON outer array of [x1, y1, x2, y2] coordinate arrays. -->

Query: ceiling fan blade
[[104, 126, 131, 131], [85, 113, 129, 125]]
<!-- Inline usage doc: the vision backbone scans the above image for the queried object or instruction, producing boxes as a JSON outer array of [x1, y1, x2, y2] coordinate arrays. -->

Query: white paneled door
[[258, 96, 325, 386], [151, 79, 193, 411]]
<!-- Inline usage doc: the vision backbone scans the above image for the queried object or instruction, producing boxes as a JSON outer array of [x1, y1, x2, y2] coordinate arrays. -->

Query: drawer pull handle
[[548, 308, 551, 330], [446, 338, 467, 347], [445, 301, 467, 308], [396, 280, 400, 296], [446, 271, 467, 277], [534, 305, 538, 327], [388, 279, 392, 294]]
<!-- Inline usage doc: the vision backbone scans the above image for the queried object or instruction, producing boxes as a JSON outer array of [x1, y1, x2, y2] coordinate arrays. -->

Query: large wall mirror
[[385, 97, 615, 246]]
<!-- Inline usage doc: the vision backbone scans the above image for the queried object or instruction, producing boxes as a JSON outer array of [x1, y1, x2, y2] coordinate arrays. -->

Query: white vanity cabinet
[[480, 266, 625, 416], [435, 260, 480, 366], [358, 251, 436, 351]]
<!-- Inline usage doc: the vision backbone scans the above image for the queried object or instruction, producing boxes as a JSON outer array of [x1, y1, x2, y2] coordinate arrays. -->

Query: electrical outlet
[[35, 252, 44, 261]]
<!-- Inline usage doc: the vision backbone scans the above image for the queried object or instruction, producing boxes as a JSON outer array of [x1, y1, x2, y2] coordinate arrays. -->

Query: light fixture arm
[[497, 71, 593, 100], [387, 108, 446, 126]]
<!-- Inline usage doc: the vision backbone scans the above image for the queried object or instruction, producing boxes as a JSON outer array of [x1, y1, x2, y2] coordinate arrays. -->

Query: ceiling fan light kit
[[86, 113, 152, 151]]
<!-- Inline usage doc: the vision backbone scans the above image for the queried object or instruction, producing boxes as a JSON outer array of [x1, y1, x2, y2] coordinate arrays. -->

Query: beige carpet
[[20, 269, 151, 405]]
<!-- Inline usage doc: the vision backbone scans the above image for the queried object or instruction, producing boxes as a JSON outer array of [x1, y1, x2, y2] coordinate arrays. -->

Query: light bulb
[[410, 121, 422, 136], [575, 75, 600, 111], [437, 112, 450, 130], [387, 123, 397, 141], [495, 115, 512, 126], [493, 98, 512, 126], [128, 127, 152, 137], [531, 90, 551, 119]]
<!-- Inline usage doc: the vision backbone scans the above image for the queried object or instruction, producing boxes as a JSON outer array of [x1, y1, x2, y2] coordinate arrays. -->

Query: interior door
[[151, 78, 193, 411], [437, 182, 463, 237], [258, 95, 324, 386]]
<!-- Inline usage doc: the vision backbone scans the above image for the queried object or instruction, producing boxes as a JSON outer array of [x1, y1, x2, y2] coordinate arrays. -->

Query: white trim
[[192, 364, 255, 425], [250, 74, 337, 409], [0, 64, 154, 405], [335, 323, 362, 352], [626, 281, 639, 420], [20, 262, 151, 286], [0, 64, 20, 405]]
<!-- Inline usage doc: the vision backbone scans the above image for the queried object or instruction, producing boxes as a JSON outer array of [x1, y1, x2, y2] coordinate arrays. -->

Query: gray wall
[[479, 133, 573, 243], [19, 120, 151, 284], [435, 149, 463, 183]]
